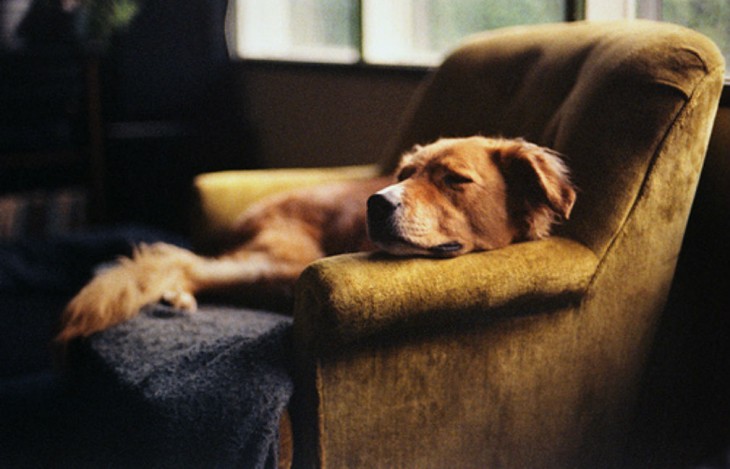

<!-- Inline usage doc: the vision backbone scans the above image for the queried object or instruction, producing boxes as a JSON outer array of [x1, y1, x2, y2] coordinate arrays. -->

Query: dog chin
[[375, 240, 432, 257], [374, 238, 464, 258]]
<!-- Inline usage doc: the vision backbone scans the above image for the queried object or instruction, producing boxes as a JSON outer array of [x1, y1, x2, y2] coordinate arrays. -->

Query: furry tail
[[56, 243, 201, 343]]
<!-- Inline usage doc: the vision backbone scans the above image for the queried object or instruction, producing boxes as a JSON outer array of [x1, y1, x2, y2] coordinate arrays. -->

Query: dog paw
[[161, 290, 198, 311]]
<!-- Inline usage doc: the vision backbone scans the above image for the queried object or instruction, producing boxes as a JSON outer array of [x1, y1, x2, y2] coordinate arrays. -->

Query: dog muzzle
[[366, 192, 463, 256]]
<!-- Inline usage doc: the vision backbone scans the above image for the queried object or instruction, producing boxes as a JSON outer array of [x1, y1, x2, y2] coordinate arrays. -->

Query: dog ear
[[493, 140, 577, 234]]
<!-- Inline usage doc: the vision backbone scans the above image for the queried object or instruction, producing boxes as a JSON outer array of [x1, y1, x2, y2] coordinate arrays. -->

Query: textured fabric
[[295, 237, 596, 351], [192, 20, 725, 469], [70, 305, 293, 469]]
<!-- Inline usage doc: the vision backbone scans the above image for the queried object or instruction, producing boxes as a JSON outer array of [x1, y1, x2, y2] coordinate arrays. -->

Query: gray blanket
[[71, 304, 293, 469]]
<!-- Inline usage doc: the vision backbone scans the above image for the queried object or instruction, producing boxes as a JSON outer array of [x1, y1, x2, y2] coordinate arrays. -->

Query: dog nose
[[367, 193, 398, 223]]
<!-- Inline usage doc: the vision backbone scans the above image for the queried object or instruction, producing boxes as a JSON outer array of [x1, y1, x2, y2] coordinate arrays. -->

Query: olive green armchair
[[192, 21, 725, 468]]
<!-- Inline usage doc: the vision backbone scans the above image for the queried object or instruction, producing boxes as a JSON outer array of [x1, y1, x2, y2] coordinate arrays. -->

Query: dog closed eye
[[443, 172, 474, 187], [397, 166, 416, 182]]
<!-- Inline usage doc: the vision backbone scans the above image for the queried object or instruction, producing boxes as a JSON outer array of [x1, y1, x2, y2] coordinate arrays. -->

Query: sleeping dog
[[57, 136, 576, 342]]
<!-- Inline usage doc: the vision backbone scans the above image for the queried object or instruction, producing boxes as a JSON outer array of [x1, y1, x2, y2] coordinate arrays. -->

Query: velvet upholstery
[[191, 21, 725, 468]]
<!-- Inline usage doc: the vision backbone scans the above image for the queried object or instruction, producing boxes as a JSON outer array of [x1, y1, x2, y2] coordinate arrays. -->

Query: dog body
[[57, 136, 576, 342]]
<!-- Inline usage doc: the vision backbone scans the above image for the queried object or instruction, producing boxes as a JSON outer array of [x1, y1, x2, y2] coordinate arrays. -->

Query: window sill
[[231, 57, 434, 76]]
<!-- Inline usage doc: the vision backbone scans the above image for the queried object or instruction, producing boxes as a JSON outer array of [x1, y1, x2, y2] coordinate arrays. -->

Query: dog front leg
[[189, 251, 312, 312]]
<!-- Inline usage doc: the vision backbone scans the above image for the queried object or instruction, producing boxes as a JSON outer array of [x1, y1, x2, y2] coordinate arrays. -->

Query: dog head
[[367, 136, 576, 257]]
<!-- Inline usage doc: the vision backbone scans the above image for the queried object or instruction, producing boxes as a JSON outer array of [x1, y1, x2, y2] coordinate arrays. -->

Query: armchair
[[193, 21, 725, 468]]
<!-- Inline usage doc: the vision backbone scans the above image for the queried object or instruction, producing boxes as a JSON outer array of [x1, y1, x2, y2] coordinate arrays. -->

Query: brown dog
[[57, 136, 576, 342]]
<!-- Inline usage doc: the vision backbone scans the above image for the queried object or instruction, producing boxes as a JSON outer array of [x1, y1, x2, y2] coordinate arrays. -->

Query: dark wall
[[100, 57, 424, 231], [98, 0, 252, 231], [232, 62, 425, 169], [99, 1, 425, 231], [1, 1, 426, 233]]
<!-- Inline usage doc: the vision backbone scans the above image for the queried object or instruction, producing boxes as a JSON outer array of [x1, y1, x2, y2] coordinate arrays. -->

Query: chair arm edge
[[293, 237, 598, 352]]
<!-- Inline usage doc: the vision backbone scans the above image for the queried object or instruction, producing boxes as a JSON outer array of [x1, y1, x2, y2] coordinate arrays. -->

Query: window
[[227, 0, 568, 66], [362, 0, 566, 65], [635, 0, 730, 70], [228, 0, 360, 63], [228, 0, 729, 71], [586, 0, 730, 72]]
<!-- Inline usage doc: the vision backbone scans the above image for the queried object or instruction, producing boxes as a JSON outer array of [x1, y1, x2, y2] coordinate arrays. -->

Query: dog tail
[[56, 243, 201, 343]]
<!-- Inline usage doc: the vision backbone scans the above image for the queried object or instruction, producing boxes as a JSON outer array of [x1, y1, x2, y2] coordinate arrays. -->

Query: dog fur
[[56, 136, 576, 343]]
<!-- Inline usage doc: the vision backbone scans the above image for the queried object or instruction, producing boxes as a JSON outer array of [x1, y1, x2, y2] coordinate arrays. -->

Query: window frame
[[228, 0, 728, 89], [227, 0, 584, 69]]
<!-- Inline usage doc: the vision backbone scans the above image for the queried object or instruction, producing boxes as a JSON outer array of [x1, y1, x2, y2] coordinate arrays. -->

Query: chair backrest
[[378, 20, 725, 257]]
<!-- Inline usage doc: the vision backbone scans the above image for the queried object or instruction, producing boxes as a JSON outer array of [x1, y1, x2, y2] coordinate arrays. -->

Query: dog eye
[[444, 173, 473, 186], [397, 167, 416, 182]]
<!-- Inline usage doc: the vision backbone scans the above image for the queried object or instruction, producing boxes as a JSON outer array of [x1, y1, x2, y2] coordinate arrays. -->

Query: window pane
[[229, 0, 568, 66], [229, 0, 359, 63], [636, 0, 730, 71], [364, 0, 565, 65]]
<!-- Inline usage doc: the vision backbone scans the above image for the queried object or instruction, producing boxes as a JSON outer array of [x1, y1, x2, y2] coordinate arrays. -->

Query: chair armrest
[[293, 237, 598, 353], [191, 164, 380, 250]]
